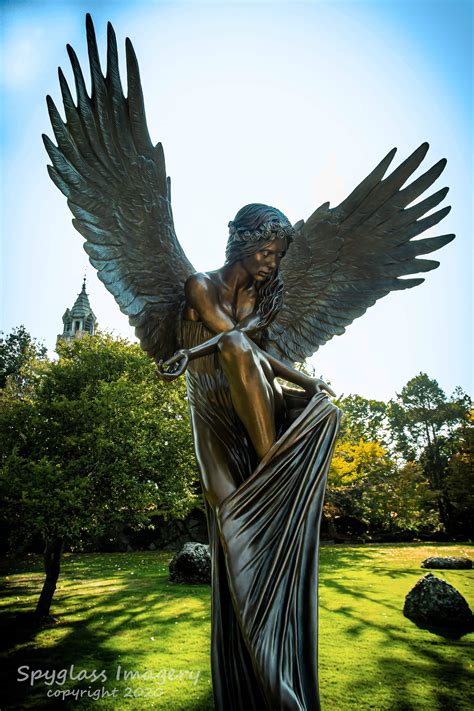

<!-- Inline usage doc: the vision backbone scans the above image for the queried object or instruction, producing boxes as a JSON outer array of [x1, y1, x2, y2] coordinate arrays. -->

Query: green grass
[[318, 544, 473, 710], [0, 544, 472, 710]]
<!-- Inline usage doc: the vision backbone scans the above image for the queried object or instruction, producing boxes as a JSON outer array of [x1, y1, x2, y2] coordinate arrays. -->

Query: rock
[[169, 542, 211, 584], [421, 556, 472, 570], [404, 573, 473, 629]]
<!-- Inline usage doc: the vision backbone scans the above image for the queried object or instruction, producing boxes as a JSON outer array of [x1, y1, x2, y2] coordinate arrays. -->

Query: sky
[[0, 0, 472, 401]]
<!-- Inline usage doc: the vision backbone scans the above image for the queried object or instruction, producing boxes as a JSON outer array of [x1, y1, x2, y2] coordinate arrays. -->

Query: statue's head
[[225, 203, 294, 267], [226, 203, 295, 328]]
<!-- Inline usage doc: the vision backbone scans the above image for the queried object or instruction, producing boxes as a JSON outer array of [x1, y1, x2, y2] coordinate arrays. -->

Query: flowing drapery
[[182, 321, 340, 710]]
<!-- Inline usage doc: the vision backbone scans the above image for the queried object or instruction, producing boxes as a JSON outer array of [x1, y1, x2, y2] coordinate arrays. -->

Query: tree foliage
[[444, 409, 474, 536], [336, 394, 388, 446], [0, 331, 198, 615], [326, 378, 472, 539], [0, 325, 47, 389], [1, 332, 197, 550], [329, 438, 390, 487], [1, 325, 472, 613], [387, 374, 469, 458], [326, 437, 397, 537], [387, 374, 471, 534], [326, 436, 439, 537]]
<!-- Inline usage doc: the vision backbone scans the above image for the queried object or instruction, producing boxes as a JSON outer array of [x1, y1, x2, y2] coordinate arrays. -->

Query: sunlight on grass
[[1, 545, 472, 710], [318, 544, 473, 710]]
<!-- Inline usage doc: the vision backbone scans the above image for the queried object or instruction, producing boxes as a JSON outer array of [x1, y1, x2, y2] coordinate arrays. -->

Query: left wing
[[266, 143, 454, 363], [43, 15, 194, 361]]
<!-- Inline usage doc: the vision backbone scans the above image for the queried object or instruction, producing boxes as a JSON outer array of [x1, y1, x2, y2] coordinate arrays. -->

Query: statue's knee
[[218, 331, 251, 362]]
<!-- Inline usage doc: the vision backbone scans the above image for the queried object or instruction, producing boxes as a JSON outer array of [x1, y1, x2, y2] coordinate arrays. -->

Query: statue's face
[[241, 236, 287, 282]]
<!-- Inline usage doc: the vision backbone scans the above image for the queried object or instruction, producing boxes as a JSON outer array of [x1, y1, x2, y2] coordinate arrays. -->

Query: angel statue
[[44, 15, 454, 711]]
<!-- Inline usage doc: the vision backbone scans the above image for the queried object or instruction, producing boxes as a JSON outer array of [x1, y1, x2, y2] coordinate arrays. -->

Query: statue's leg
[[218, 331, 278, 461], [189, 409, 242, 510]]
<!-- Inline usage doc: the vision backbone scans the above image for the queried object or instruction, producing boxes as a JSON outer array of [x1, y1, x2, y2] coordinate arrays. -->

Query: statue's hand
[[157, 349, 190, 381], [305, 377, 336, 398]]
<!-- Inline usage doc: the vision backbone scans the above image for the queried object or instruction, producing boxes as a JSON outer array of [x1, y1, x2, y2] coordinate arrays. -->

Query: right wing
[[267, 144, 454, 363], [43, 14, 194, 361]]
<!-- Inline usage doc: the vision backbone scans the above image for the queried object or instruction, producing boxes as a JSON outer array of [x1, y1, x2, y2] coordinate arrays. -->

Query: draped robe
[[181, 320, 341, 711]]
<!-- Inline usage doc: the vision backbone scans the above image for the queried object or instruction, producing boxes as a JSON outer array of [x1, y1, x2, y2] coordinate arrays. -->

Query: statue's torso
[[182, 269, 258, 324]]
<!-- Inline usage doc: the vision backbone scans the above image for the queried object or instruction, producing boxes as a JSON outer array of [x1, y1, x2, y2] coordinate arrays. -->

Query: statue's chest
[[221, 293, 256, 322]]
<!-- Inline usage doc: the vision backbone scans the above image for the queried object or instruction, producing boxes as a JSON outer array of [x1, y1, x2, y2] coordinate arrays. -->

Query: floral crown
[[227, 219, 295, 244]]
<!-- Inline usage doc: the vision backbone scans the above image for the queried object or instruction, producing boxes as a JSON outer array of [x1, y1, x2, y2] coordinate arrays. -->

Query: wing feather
[[45, 15, 194, 360], [268, 144, 454, 362]]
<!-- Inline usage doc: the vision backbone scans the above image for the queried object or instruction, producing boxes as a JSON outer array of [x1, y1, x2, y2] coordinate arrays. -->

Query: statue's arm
[[264, 353, 336, 397], [158, 274, 253, 379], [160, 274, 334, 396]]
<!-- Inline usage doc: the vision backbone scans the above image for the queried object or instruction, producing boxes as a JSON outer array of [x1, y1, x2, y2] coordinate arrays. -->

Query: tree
[[387, 374, 471, 535], [328, 438, 390, 487], [359, 461, 440, 535], [326, 388, 446, 537], [326, 437, 397, 536], [326, 436, 441, 537], [444, 409, 474, 537], [0, 325, 47, 388], [0, 333, 197, 618], [336, 394, 388, 446]]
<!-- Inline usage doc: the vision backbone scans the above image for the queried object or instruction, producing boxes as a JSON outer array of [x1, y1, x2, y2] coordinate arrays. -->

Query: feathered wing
[[43, 14, 194, 361], [267, 143, 454, 363]]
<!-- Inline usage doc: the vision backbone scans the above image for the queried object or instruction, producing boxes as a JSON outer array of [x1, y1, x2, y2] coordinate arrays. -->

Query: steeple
[[57, 277, 98, 345]]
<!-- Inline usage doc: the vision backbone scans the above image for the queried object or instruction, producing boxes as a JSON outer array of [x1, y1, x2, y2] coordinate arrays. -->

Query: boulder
[[421, 556, 472, 570], [404, 573, 473, 629], [169, 542, 211, 584]]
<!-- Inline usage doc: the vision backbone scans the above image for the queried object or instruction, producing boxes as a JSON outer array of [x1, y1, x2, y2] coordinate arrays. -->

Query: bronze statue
[[43, 15, 454, 710]]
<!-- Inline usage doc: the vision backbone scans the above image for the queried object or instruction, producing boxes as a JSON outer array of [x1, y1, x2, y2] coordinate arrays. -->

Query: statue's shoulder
[[185, 272, 219, 305], [185, 271, 215, 290]]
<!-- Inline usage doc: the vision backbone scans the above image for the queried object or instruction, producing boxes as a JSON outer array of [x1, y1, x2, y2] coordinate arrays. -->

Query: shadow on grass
[[348, 653, 470, 711], [320, 574, 403, 615], [322, 572, 473, 637], [2, 547, 473, 710], [179, 690, 215, 711], [0, 554, 212, 710], [319, 552, 473, 710], [406, 616, 474, 641]]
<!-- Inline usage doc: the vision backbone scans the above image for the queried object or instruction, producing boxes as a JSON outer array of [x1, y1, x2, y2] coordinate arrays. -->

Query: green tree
[[359, 461, 440, 535], [337, 394, 388, 445], [328, 438, 390, 487], [0, 333, 197, 618], [387, 374, 471, 535], [326, 438, 440, 537], [0, 325, 47, 388], [444, 409, 474, 537], [326, 437, 399, 536], [326, 389, 445, 537]]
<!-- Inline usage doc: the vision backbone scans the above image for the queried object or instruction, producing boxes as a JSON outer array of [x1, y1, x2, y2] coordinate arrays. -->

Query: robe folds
[[181, 320, 341, 711]]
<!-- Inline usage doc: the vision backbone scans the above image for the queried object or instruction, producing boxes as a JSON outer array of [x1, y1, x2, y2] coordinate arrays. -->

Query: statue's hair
[[225, 203, 294, 329]]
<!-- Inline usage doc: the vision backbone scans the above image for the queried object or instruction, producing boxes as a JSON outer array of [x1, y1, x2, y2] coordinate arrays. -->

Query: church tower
[[57, 278, 98, 345]]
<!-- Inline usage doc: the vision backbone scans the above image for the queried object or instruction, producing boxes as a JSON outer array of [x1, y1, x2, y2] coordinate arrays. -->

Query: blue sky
[[0, 0, 472, 400]]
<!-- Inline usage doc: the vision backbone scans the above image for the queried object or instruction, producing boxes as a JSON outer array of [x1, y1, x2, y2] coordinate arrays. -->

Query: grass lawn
[[0, 543, 472, 710]]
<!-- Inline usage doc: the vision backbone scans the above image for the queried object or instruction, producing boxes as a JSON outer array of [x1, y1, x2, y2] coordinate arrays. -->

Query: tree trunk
[[35, 538, 63, 618]]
